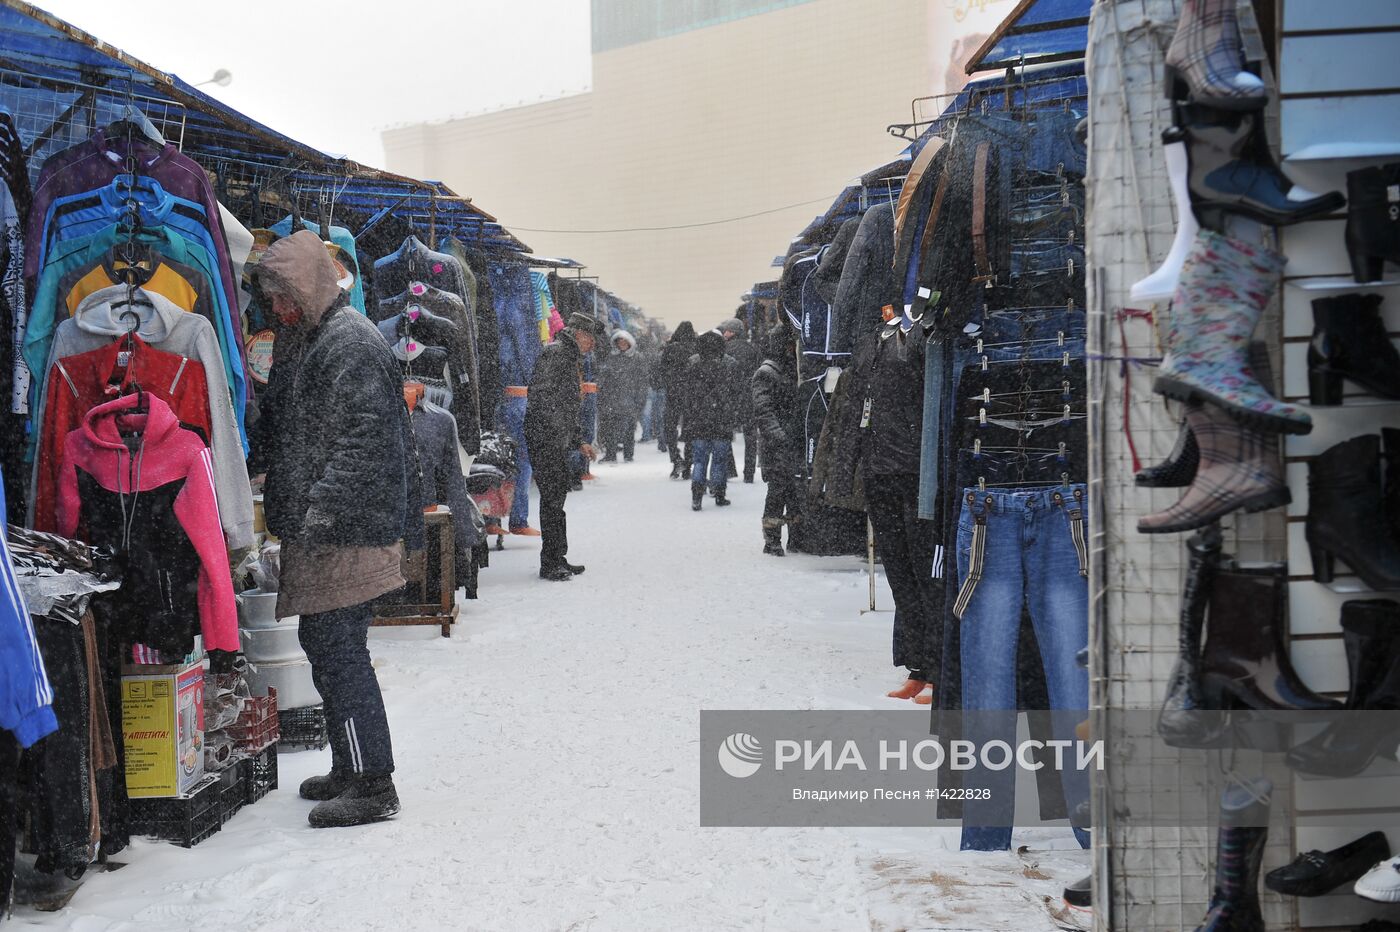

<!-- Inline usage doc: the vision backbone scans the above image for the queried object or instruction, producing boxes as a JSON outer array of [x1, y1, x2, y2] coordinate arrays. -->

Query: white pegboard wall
[[1084, 1, 1293, 930]]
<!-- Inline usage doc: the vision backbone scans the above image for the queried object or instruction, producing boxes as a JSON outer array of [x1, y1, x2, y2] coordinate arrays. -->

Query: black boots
[[692, 482, 704, 511], [714, 487, 731, 507], [763, 522, 785, 556], [299, 771, 351, 801], [1287, 600, 1400, 778], [1345, 162, 1400, 283], [670, 462, 685, 480], [1199, 562, 1339, 714], [1158, 527, 1228, 746], [308, 774, 401, 828], [1306, 435, 1400, 590], [1308, 294, 1400, 405], [1182, 104, 1343, 227], [1194, 779, 1270, 932]]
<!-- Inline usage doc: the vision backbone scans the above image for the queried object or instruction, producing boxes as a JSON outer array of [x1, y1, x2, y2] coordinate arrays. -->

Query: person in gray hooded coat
[[597, 329, 649, 462]]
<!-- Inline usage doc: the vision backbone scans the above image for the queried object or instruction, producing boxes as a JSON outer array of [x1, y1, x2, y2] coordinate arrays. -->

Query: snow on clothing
[[31, 284, 253, 548], [299, 601, 395, 777], [55, 392, 238, 654], [0, 472, 57, 748], [255, 230, 417, 619], [524, 328, 587, 570], [658, 322, 697, 465], [679, 331, 742, 442], [751, 325, 803, 483], [598, 329, 649, 458]]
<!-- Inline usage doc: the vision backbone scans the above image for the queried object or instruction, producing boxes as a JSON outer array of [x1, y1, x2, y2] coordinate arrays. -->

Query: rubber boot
[[1308, 293, 1400, 405], [1345, 162, 1400, 283], [1162, 0, 1266, 110], [1286, 600, 1400, 778], [1158, 526, 1229, 747], [1132, 129, 1200, 302], [1154, 229, 1311, 434], [1137, 400, 1289, 533], [308, 774, 401, 828], [1306, 435, 1400, 590], [714, 485, 731, 507], [1200, 562, 1340, 714], [1193, 778, 1271, 932], [1180, 105, 1344, 227], [1136, 341, 1273, 489], [763, 522, 785, 556], [692, 482, 705, 511]]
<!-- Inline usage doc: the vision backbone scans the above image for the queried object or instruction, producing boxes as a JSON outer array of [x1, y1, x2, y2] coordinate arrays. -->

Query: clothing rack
[[887, 71, 1089, 143]]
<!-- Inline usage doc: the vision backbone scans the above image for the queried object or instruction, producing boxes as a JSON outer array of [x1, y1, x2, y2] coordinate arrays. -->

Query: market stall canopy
[[964, 0, 1091, 74]]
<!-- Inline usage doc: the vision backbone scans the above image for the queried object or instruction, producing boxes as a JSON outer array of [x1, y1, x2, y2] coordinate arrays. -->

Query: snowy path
[[25, 443, 1089, 932]]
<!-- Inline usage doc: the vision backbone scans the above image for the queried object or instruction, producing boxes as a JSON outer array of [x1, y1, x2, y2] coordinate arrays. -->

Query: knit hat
[[719, 317, 746, 337], [567, 313, 605, 337]]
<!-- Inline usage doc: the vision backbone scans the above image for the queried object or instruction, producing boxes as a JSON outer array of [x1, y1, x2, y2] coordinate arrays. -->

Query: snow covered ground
[[18, 442, 1090, 931]]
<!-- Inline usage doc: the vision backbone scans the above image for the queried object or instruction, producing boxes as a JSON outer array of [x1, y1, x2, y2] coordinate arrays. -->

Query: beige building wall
[[384, 0, 950, 329]]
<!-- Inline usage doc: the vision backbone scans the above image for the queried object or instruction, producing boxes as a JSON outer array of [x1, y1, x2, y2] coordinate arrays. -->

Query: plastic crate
[[230, 687, 280, 753], [128, 775, 222, 847], [217, 763, 247, 825], [278, 704, 328, 751], [242, 744, 279, 805]]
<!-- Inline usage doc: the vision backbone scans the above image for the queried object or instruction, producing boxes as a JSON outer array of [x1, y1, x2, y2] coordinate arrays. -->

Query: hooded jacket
[[657, 321, 697, 394], [56, 392, 238, 654], [598, 329, 649, 417], [680, 331, 742, 441], [257, 231, 417, 616], [719, 319, 762, 423], [751, 325, 803, 482], [830, 202, 898, 356], [33, 285, 253, 548]]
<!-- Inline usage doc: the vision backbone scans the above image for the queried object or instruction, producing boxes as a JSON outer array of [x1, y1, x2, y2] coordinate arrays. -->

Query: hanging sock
[[1162, 0, 1266, 110], [1153, 229, 1311, 435], [1131, 130, 1200, 303]]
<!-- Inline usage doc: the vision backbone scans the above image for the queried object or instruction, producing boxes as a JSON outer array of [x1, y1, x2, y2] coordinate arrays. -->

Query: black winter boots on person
[[300, 771, 352, 802], [763, 522, 785, 556], [307, 775, 401, 829], [692, 483, 704, 511]]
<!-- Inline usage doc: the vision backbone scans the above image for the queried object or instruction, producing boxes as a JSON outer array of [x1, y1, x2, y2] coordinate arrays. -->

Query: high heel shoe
[[1306, 435, 1400, 590], [1307, 293, 1400, 405]]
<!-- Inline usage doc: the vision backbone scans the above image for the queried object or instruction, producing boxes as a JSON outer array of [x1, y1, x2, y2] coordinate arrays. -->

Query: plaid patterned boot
[[1138, 400, 1289, 534], [1154, 229, 1311, 435], [1163, 0, 1267, 110]]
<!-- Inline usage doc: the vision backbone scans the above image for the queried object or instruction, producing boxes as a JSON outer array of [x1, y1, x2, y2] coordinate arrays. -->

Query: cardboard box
[[122, 660, 205, 798]]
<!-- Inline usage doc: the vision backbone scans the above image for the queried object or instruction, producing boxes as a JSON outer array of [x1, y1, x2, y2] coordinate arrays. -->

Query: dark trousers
[[763, 475, 801, 525], [531, 443, 571, 569], [865, 473, 941, 674], [741, 425, 759, 480], [663, 402, 686, 465], [0, 729, 16, 912], [600, 410, 636, 459], [299, 601, 395, 777]]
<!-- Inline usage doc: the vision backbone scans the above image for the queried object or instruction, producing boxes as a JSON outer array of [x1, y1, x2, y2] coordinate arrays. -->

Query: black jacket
[[524, 329, 584, 452], [723, 335, 763, 423], [658, 321, 697, 394], [831, 202, 899, 356], [751, 348, 802, 482], [809, 217, 861, 305], [862, 324, 927, 476], [680, 332, 742, 441], [598, 348, 649, 417], [264, 303, 417, 549]]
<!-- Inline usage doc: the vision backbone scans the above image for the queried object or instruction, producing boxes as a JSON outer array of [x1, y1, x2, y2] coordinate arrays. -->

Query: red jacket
[[57, 392, 237, 654], [33, 334, 210, 535]]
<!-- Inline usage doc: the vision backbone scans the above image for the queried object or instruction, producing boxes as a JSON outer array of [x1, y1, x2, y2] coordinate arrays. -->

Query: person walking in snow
[[751, 323, 803, 555], [525, 313, 605, 581], [720, 315, 763, 484], [658, 321, 697, 478], [597, 330, 650, 462], [255, 230, 419, 828], [680, 330, 742, 511]]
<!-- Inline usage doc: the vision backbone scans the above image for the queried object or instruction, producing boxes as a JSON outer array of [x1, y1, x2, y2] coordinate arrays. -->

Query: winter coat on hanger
[[56, 392, 238, 655], [809, 217, 861, 305], [830, 202, 899, 355]]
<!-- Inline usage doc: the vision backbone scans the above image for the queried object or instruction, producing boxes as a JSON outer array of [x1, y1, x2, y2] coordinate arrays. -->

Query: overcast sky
[[34, 0, 594, 167]]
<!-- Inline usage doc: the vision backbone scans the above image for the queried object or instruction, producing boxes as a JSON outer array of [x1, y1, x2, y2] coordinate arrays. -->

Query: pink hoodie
[[56, 392, 238, 652]]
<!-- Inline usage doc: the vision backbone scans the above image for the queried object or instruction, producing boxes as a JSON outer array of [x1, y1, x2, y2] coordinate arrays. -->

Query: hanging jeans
[[498, 395, 533, 530], [953, 484, 1089, 851], [691, 439, 732, 490], [299, 601, 395, 777]]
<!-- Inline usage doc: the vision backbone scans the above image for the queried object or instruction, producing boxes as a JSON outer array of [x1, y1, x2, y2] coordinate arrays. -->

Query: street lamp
[[195, 69, 233, 88]]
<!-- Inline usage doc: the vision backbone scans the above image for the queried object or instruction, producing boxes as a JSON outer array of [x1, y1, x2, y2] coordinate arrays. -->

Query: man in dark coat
[[680, 330, 742, 510], [525, 313, 605, 581], [751, 323, 803, 555], [720, 315, 763, 483], [597, 329, 649, 462], [256, 229, 418, 829], [657, 321, 697, 478]]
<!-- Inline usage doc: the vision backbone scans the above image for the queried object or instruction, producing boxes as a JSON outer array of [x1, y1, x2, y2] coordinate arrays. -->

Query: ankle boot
[[1137, 342, 1274, 488], [1306, 435, 1400, 590], [1308, 293, 1400, 405], [1199, 562, 1340, 713], [1286, 600, 1400, 778], [1159, 526, 1230, 747], [1138, 400, 1289, 533], [714, 486, 731, 507], [1194, 779, 1271, 932], [691, 482, 705, 511], [1384, 428, 1400, 537], [763, 522, 785, 556], [1163, 0, 1266, 110], [1132, 129, 1200, 302], [1154, 229, 1311, 435], [1345, 162, 1400, 283], [1181, 105, 1344, 227]]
